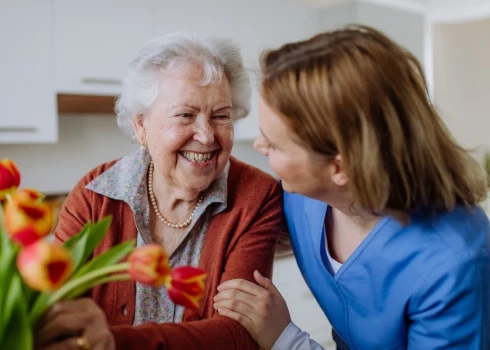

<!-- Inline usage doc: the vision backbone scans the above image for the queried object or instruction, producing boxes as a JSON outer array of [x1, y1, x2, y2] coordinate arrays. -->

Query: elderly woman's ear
[[132, 113, 147, 146]]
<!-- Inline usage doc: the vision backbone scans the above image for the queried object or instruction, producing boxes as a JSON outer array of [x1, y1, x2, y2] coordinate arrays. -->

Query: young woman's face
[[254, 95, 342, 202]]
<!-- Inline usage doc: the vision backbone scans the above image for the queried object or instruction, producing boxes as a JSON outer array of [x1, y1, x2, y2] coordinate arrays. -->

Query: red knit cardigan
[[54, 157, 284, 349]]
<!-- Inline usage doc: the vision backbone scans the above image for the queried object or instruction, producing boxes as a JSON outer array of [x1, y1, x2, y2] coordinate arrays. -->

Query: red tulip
[[0, 159, 21, 200], [166, 266, 206, 310], [3, 190, 53, 246], [128, 244, 171, 287], [17, 240, 73, 292]]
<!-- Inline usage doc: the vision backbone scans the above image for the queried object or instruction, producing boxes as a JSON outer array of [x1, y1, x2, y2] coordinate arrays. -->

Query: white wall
[[356, 2, 425, 62], [433, 17, 490, 158], [0, 115, 273, 194], [316, 1, 425, 63]]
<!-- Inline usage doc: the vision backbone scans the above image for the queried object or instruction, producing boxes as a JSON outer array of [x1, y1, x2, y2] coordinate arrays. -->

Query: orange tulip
[[166, 266, 206, 310], [128, 244, 171, 287], [14, 188, 44, 201], [0, 159, 21, 200], [17, 240, 73, 292], [3, 190, 52, 246]]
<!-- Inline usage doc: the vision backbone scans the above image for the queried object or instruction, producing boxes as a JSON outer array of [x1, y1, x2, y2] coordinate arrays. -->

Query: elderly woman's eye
[[179, 113, 194, 118], [213, 115, 230, 119]]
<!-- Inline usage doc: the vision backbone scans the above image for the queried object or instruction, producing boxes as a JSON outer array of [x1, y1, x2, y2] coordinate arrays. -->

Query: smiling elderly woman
[[35, 34, 283, 350]]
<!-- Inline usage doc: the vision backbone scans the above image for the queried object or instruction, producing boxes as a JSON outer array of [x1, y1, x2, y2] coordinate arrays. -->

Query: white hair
[[115, 33, 251, 142]]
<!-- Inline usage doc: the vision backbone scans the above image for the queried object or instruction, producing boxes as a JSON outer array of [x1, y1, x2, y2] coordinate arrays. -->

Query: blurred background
[[1, 0, 489, 348]]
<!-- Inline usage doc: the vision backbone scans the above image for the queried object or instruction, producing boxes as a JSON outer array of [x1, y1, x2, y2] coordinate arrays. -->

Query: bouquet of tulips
[[0, 159, 206, 349]]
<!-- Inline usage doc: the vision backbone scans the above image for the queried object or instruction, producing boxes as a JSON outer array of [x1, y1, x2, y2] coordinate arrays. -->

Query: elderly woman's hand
[[213, 270, 291, 350], [35, 298, 115, 350]]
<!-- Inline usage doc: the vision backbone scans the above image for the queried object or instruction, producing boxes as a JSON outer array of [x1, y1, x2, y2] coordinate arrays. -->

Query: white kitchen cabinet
[[54, 0, 154, 95], [273, 256, 336, 349], [0, 0, 57, 144]]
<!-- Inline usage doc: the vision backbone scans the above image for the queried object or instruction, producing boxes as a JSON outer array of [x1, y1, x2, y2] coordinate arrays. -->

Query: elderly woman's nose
[[193, 121, 215, 145]]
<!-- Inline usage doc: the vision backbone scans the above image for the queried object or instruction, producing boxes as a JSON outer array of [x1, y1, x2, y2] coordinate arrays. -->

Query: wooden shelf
[[57, 94, 117, 114]]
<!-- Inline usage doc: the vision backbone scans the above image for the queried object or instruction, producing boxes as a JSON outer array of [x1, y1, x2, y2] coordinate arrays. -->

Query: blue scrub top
[[284, 191, 490, 349]]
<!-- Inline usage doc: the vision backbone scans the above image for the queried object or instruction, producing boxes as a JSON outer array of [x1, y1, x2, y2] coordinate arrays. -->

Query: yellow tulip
[[17, 240, 73, 292], [128, 244, 171, 287], [4, 189, 52, 246]]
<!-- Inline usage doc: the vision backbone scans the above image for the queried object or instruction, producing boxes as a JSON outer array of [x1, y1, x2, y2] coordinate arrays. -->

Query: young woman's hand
[[35, 298, 115, 350], [214, 270, 291, 350]]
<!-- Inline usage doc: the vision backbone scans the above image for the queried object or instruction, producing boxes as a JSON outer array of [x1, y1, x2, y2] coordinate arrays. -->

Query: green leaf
[[71, 239, 135, 280], [63, 223, 91, 270], [63, 216, 112, 273], [80, 216, 113, 266], [0, 242, 20, 343], [28, 293, 51, 329], [1, 271, 32, 350]]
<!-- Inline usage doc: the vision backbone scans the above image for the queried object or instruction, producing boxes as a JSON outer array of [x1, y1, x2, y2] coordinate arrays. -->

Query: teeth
[[182, 151, 213, 163]]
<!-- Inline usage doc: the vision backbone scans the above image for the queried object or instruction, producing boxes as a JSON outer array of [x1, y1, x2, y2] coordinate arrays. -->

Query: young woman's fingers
[[214, 288, 258, 309], [216, 306, 255, 332], [254, 270, 281, 295], [213, 296, 258, 319], [217, 277, 266, 295]]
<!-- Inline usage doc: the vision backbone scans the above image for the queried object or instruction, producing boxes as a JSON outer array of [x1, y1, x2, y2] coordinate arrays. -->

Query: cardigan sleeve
[[53, 172, 96, 244], [110, 179, 284, 349], [407, 253, 490, 349]]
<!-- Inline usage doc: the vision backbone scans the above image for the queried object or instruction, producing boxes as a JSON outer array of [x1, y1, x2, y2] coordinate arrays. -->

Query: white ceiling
[[295, 0, 490, 22]]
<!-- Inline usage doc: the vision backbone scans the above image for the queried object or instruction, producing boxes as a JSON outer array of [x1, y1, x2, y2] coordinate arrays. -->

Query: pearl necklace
[[148, 161, 204, 229]]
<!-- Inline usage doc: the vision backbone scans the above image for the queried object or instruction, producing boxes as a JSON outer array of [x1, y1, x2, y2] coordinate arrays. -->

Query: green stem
[[28, 262, 130, 326], [48, 262, 130, 304], [63, 273, 131, 300]]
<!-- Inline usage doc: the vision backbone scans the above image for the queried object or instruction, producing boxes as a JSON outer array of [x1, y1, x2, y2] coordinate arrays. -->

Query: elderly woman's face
[[135, 65, 234, 193]]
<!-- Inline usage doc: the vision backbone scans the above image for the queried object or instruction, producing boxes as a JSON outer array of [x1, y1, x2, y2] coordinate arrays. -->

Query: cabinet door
[[153, 0, 318, 141], [55, 0, 153, 95], [0, 0, 57, 144]]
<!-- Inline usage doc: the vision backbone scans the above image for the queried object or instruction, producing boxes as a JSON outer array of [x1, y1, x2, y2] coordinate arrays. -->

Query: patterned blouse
[[85, 148, 228, 325]]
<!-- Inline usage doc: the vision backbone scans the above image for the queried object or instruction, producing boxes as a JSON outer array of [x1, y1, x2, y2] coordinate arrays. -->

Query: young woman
[[213, 26, 490, 349]]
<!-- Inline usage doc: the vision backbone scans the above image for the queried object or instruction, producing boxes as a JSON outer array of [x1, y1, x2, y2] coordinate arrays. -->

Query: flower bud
[[167, 266, 206, 310], [0, 159, 21, 200], [4, 190, 53, 246], [17, 240, 73, 292], [128, 244, 171, 287]]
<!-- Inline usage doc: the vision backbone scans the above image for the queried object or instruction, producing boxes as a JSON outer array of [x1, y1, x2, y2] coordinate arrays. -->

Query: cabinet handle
[[81, 78, 121, 85], [0, 126, 37, 132]]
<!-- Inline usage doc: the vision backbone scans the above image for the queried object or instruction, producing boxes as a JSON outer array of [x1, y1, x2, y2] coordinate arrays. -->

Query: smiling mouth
[[180, 151, 215, 163]]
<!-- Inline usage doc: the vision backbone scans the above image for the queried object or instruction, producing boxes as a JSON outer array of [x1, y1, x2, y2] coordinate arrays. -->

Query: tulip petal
[[17, 241, 73, 292], [168, 287, 200, 310], [166, 266, 206, 310], [47, 261, 71, 286], [128, 244, 170, 287], [0, 159, 21, 199], [9, 226, 41, 246], [4, 191, 52, 246]]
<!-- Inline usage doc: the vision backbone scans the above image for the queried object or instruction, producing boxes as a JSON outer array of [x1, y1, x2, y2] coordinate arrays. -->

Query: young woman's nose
[[253, 134, 268, 156]]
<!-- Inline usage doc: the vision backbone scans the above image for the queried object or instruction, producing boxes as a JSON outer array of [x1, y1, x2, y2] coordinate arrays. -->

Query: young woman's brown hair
[[260, 25, 486, 216]]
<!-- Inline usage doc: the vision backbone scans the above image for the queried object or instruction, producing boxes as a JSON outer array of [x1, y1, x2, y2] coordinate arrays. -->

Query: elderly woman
[[34, 34, 283, 350]]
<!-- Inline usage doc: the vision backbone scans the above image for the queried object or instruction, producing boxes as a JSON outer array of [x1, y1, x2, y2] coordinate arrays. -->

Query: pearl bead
[[148, 161, 204, 229]]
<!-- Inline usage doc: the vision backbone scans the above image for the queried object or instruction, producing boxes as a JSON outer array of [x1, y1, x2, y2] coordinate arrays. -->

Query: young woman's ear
[[331, 155, 348, 186]]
